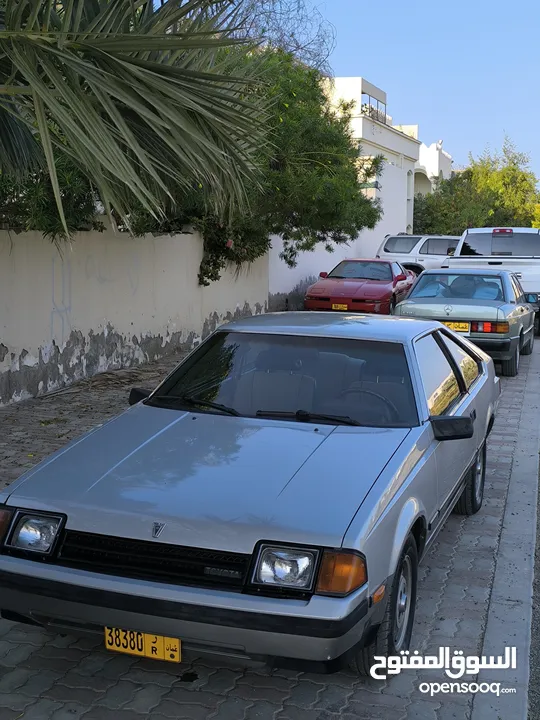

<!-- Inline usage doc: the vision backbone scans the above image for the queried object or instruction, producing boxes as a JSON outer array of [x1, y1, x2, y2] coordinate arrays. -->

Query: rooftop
[[221, 312, 441, 343]]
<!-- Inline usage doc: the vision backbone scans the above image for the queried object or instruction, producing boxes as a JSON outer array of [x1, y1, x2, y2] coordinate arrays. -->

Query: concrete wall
[[0, 226, 268, 405]]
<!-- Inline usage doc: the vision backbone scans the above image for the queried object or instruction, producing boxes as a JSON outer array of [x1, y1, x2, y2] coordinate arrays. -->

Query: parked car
[[393, 268, 537, 377], [375, 233, 461, 275], [0, 313, 500, 675], [303, 259, 415, 314], [441, 227, 540, 334]]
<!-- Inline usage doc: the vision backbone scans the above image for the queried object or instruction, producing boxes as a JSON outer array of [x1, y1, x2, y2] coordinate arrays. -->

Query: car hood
[[5, 404, 410, 553], [307, 277, 392, 299], [396, 298, 506, 321]]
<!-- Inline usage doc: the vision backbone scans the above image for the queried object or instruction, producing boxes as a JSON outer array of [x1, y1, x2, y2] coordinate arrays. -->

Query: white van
[[375, 234, 461, 275]]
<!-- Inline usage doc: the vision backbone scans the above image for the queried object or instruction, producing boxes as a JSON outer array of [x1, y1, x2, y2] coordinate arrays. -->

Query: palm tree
[[0, 0, 268, 232]]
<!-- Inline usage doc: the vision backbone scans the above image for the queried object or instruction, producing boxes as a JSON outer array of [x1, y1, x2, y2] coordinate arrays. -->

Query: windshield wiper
[[255, 409, 364, 426], [148, 394, 240, 417]]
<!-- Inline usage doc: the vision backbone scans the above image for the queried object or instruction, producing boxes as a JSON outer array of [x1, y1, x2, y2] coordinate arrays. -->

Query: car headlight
[[7, 513, 63, 554], [253, 545, 318, 590]]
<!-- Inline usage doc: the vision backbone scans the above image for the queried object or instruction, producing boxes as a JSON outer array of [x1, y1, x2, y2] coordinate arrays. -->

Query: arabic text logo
[[370, 646, 517, 680], [152, 522, 166, 539]]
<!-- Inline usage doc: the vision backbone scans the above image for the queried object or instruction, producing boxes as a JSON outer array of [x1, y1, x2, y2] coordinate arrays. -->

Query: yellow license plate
[[332, 303, 348, 310], [104, 627, 181, 663], [443, 321, 470, 332]]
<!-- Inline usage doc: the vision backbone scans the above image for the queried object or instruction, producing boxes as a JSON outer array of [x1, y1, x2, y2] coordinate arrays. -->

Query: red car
[[304, 259, 415, 314]]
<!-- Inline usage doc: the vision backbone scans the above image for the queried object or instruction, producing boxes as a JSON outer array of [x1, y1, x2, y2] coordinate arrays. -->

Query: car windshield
[[328, 261, 392, 281], [151, 332, 419, 428], [461, 231, 540, 256], [410, 274, 505, 301]]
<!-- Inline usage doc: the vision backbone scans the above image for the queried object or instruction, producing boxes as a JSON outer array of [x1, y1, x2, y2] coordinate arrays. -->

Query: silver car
[[0, 313, 500, 675], [393, 268, 538, 377]]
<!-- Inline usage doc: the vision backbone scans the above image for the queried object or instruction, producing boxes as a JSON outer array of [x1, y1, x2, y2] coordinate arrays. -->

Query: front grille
[[56, 530, 252, 590]]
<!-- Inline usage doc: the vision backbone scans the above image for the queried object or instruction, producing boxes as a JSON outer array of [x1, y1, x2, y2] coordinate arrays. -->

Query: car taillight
[[471, 322, 509, 333], [492, 228, 513, 236]]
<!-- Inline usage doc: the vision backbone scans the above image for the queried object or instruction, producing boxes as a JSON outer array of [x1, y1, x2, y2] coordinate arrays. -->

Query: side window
[[392, 263, 402, 277], [415, 334, 462, 416], [439, 333, 481, 390], [419, 238, 459, 255], [509, 276, 522, 302]]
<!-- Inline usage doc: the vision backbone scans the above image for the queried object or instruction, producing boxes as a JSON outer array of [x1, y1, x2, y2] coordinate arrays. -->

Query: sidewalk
[[0, 348, 538, 720]]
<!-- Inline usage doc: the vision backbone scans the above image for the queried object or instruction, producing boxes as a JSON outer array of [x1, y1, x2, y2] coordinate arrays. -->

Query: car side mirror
[[431, 415, 474, 441], [395, 274, 407, 282], [129, 387, 152, 406], [525, 293, 539, 304], [319, 272, 328, 279]]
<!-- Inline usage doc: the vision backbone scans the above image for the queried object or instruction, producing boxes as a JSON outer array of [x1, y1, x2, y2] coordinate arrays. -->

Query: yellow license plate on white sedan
[[332, 303, 348, 310], [104, 627, 181, 663], [442, 321, 470, 333]]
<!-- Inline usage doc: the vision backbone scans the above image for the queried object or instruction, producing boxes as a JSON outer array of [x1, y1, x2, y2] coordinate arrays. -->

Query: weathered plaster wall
[[0, 226, 268, 405]]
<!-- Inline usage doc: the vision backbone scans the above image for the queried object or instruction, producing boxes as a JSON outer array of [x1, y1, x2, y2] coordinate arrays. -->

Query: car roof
[[220, 312, 440, 343], [465, 227, 540, 234], [420, 268, 507, 277], [333, 257, 390, 263]]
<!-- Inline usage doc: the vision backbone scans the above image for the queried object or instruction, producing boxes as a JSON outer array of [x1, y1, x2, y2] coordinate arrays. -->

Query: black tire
[[350, 534, 418, 676], [454, 443, 486, 516], [522, 330, 535, 356], [501, 343, 520, 377]]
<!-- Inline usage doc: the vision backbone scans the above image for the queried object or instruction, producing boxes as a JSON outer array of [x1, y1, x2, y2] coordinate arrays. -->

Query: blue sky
[[319, 0, 540, 174]]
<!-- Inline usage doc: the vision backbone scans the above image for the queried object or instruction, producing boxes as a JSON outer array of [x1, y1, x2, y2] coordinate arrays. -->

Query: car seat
[[232, 349, 316, 415]]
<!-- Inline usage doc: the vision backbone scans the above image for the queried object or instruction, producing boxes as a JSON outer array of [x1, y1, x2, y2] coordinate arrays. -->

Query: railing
[[361, 104, 389, 125]]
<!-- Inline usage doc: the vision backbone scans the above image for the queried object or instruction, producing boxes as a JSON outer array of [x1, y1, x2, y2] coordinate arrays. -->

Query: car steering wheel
[[339, 386, 400, 423]]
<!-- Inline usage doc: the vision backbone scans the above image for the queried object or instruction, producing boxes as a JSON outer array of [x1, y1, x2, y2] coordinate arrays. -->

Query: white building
[[395, 125, 454, 195], [268, 77, 451, 310]]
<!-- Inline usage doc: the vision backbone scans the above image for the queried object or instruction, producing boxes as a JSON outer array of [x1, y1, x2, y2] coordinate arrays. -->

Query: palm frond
[[0, 0, 270, 231]]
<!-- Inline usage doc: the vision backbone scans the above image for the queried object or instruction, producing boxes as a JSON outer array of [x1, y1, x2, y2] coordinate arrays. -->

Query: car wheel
[[521, 330, 535, 356], [454, 443, 486, 516], [349, 534, 418, 676], [501, 343, 520, 377]]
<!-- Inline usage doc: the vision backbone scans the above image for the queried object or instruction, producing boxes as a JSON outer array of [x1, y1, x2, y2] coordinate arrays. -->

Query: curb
[[471, 349, 540, 720]]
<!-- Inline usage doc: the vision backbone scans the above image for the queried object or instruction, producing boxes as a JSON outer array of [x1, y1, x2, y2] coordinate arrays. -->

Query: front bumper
[[304, 299, 391, 314], [0, 558, 386, 671]]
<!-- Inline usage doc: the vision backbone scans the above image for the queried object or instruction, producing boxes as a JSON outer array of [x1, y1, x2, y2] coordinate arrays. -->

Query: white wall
[[0, 226, 268, 405], [417, 141, 453, 185]]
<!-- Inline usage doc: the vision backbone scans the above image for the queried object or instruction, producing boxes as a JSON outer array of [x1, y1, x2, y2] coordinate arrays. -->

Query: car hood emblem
[[444, 305, 453, 315], [152, 522, 166, 538]]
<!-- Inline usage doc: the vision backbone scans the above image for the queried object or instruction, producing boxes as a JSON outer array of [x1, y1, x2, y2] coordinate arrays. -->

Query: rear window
[[460, 231, 540, 256], [410, 273, 505, 300], [383, 235, 421, 254]]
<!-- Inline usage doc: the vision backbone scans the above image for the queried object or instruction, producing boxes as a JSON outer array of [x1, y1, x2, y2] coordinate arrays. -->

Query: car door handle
[[470, 409, 476, 421]]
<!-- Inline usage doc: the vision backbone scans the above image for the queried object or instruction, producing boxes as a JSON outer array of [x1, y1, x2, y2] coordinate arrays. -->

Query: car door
[[512, 275, 535, 342], [392, 263, 409, 302], [413, 332, 480, 523]]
